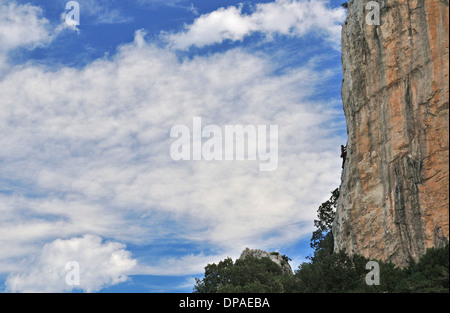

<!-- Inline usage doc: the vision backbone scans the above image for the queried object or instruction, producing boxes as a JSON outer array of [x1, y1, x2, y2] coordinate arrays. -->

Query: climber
[[340, 144, 347, 169]]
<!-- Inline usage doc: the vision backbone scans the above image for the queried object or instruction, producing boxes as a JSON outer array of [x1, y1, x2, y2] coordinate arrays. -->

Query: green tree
[[193, 257, 235, 293], [395, 245, 449, 293], [310, 188, 339, 251], [194, 255, 293, 293], [193, 184, 448, 293], [296, 187, 406, 293]]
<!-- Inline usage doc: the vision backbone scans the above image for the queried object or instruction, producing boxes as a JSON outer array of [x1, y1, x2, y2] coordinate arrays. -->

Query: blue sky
[[0, 0, 347, 292]]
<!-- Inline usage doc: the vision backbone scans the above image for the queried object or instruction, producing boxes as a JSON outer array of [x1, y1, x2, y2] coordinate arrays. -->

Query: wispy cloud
[[136, 253, 233, 276], [0, 29, 344, 289], [165, 0, 346, 50], [1, 1, 345, 292], [55, 0, 133, 25]]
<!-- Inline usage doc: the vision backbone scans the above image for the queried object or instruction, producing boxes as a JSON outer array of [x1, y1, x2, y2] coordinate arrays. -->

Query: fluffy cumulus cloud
[[0, 1, 52, 53], [0, 1, 346, 292], [5, 235, 137, 292], [166, 0, 346, 50]]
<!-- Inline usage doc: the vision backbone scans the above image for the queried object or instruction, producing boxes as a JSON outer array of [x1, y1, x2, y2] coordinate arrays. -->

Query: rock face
[[239, 248, 293, 275], [333, 0, 449, 267]]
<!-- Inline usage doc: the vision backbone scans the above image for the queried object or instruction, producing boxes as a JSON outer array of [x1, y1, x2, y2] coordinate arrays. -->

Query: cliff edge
[[333, 0, 449, 267]]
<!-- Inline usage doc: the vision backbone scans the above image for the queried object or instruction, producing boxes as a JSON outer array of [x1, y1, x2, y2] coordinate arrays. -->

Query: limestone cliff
[[333, 0, 449, 266], [240, 248, 293, 275]]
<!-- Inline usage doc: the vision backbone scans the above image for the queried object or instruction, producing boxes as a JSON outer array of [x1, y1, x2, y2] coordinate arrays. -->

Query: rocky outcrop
[[333, 0, 449, 267], [240, 248, 293, 275]]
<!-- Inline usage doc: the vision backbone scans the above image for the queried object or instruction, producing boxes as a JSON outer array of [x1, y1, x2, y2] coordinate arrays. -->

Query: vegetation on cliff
[[194, 190, 449, 293]]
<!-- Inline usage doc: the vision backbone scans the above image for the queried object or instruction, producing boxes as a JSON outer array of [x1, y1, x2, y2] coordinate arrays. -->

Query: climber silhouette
[[341, 145, 347, 169]]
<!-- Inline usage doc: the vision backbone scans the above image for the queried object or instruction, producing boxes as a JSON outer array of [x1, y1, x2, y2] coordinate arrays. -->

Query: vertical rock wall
[[333, 0, 449, 266]]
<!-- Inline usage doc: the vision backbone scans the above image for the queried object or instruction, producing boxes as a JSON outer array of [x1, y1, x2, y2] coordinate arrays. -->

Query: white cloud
[[136, 253, 234, 276], [0, 21, 345, 288], [0, 1, 53, 52], [166, 0, 346, 50], [5, 235, 137, 293], [0, 1, 78, 75], [57, 0, 133, 25]]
